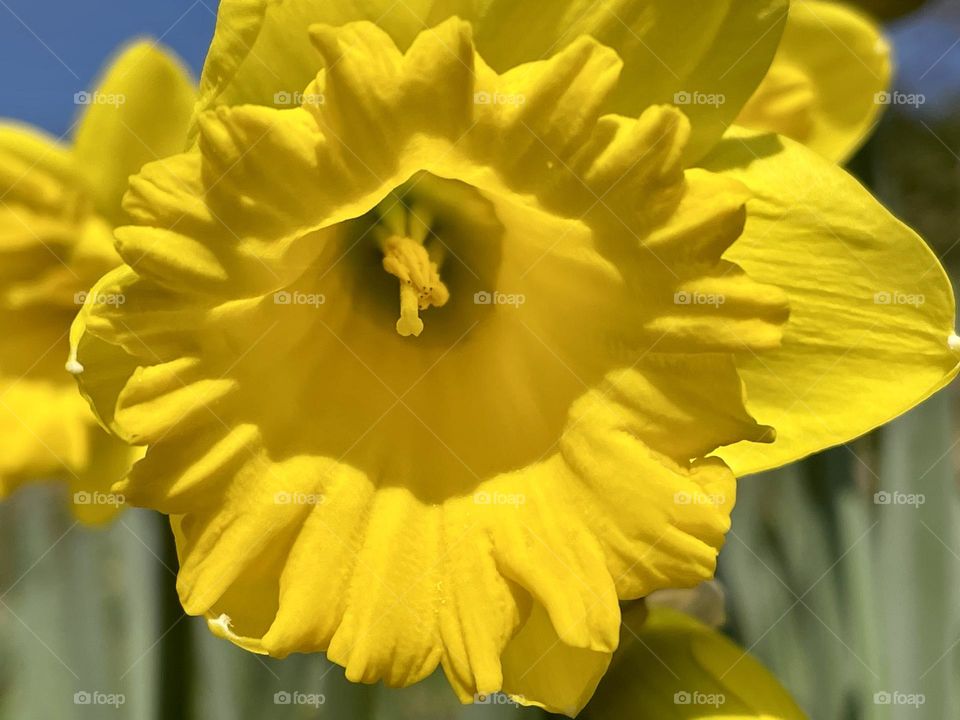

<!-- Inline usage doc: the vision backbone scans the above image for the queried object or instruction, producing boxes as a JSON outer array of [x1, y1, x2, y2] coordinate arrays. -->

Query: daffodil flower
[[0, 41, 194, 522], [738, 0, 892, 163], [68, 1, 958, 714]]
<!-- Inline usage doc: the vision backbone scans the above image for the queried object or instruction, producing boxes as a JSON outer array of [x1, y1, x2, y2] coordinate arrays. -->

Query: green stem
[[157, 514, 193, 720]]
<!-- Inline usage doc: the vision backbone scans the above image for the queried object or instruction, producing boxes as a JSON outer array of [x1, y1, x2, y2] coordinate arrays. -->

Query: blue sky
[[0, 0, 216, 136], [0, 1, 957, 135]]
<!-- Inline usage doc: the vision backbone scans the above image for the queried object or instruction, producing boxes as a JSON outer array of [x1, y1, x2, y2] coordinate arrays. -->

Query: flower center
[[372, 200, 450, 337]]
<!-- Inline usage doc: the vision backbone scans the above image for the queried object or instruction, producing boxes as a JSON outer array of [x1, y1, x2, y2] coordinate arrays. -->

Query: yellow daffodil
[[738, 0, 892, 163], [583, 605, 807, 719], [0, 41, 194, 522], [67, 1, 958, 714]]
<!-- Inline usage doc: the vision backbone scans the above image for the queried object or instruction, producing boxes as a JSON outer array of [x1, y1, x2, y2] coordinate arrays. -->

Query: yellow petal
[[195, 0, 788, 161], [73, 40, 196, 225], [0, 125, 99, 501], [72, 19, 789, 709], [0, 58, 170, 521], [737, 0, 892, 163], [0, 123, 85, 286], [704, 128, 959, 476], [472, 0, 791, 163], [499, 602, 613, 717], [583, 605, 807, 719], [195, 0, 439, 114], [0, 380, 90, 497]]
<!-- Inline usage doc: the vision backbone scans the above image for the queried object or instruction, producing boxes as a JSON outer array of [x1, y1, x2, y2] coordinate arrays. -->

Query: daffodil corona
[[68, 1, 958, 715]]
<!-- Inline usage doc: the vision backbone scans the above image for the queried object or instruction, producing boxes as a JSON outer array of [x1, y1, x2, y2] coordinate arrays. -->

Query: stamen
[[374, 204, 449, 337]]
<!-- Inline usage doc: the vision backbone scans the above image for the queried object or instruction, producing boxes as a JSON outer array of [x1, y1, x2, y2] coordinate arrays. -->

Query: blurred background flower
[[1, 1, 959, 719], [0, 40, 194, 524]]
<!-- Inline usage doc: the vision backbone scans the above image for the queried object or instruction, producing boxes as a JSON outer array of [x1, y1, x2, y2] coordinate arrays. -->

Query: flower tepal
[[0, 41, 194, 522], [71, 18, 789, 715]]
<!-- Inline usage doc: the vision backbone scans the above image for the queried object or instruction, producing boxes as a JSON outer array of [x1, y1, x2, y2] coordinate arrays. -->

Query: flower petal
[[471, 0, 791, 163], [499, 602, 613, 717], [704, 128, 959, 476], [0, 124, 93, 306], [583, 606, 807, 719], [73, 40, 196, 224], [0, 125, 100, 498], [194, 0, 443, 113], [0, 380, 90, 497], [0, 72, 163, 520], [195, 0, 788, 162], [737, 0, 892, 163]]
